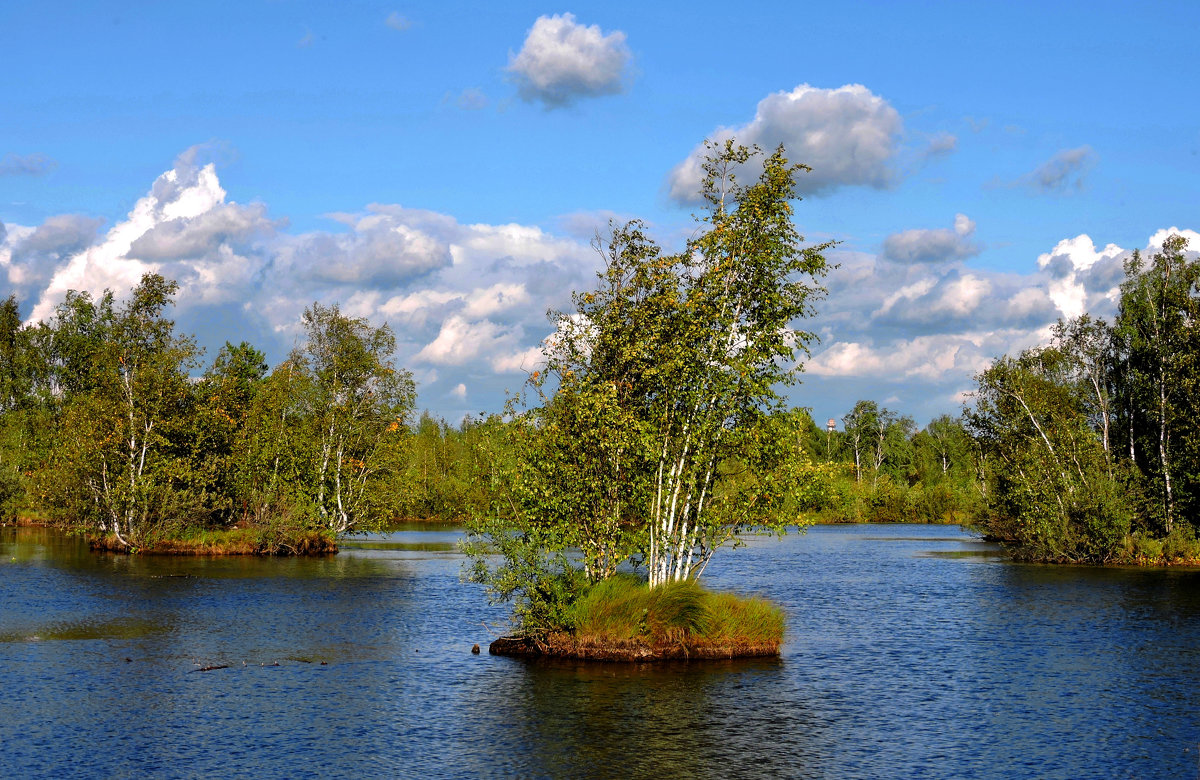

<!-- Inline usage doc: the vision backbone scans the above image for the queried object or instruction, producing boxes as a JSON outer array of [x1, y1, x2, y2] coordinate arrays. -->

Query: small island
[[463, 142, 825, 660], [489, 576, 784, 661]]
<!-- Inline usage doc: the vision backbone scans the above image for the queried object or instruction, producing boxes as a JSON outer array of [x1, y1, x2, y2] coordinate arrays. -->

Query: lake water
[[3, 523, 1200, 779]]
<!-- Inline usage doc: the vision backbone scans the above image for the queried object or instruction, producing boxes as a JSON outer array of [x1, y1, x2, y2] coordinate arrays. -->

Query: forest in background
[[0, 237, 1197, 566], [0, 274, 983, 546]]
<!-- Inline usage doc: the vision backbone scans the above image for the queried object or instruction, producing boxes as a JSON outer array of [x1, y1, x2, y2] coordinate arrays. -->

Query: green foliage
[[462, 512, 589, 639], [535, 141, 833, 587], [1, 278, 420, 548], [289, 303, 416, 533], [1113, 235, 1200, 534], [966, 234, 1200, 562], [466, 140, 833, 636], [969, 345, 1134, 563], [513, 377, 651, 581]]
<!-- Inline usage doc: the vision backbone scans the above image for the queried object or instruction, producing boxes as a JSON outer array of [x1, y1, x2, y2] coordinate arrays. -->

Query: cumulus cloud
[[1035, 234, 1125, 319], [128, 202, 278, 261], [10, 148, 604, 411], [0, 153, 56, 176], [804, 227, 1199, 407], [17, 145, 1192, 425], [1148, 227, 1200, 250], [507, 13, 631, 108], [491, 345, 546, 374], [882, 214, 979, 264], [666, 84, 903, 202], [1022, 145, 1095, 193], [275, 213, 449, 287], [1, 214, 103, 298], [26, 147, 281, 319]]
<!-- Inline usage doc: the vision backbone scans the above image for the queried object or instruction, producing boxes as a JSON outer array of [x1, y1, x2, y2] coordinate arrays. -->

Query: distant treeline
[[969, 235, 1200, 564], [0, 273, 985, 548], [0, 275, 421, 549], [6, 236, 1198, 566]]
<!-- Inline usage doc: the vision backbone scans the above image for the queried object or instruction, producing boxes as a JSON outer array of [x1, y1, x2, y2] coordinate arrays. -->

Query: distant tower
[[826, 418, 836, 461]]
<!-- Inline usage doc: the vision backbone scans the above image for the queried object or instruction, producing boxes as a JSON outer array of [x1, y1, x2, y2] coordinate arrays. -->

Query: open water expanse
[[3, 523, 1200, 779]]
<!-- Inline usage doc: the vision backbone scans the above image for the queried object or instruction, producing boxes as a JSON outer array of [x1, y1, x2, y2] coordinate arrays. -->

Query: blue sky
[[2, 1, 1198, 426]]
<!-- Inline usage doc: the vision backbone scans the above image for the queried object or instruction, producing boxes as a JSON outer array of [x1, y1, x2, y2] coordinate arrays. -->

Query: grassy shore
[[491, 575, 784, 661], [87, 526, 338, 556]]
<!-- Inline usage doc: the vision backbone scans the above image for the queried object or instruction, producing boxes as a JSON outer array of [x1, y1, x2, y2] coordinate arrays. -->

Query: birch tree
[[1113, 235, 1200, 534], [292, 303, 415, 533], [51, 274, 203, 547], [542, 142, 832, 586], [968, 347, 1132, 562]]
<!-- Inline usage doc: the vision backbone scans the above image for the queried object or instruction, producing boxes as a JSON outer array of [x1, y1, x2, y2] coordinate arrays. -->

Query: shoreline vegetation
[[86, 527, 338, 556], [489, 576, 784, 662], [0, 145, 1196, 581]]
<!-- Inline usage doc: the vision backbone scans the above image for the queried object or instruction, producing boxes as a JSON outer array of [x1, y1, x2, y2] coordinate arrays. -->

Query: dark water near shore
[[3, 524, 1200, 779]]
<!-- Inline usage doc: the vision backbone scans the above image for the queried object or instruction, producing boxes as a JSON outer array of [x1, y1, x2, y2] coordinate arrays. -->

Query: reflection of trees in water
[[465, 657, 816, 778], [3, 527, 418, 663]]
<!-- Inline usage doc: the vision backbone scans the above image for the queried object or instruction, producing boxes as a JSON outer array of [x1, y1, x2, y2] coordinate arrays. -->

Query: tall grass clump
[[568, 574, 783, 648]]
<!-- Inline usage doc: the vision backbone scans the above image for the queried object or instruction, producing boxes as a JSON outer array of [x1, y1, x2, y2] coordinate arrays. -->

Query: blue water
[[2, 524, 1199, 778]]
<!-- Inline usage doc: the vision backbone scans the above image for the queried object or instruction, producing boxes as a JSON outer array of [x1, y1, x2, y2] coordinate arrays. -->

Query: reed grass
[[567, 574, 784, 648], [89, 526, 337, 555]]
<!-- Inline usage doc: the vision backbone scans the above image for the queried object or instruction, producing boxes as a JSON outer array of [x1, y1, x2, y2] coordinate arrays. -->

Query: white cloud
[[13, 149, 599, 411], [804, 226, 1197, 398], [882, 213, 979, 264], [1148, 227, 1200, 250], [450, 382, 467, 400], [666, 84, 902, 202], [1036, 234, 1125, 320], [491, 345, 546, 374], [15, 146, 1196, 426], [507, 13, 631, 108], [414, 315, 513, 366], [28, 147, 249, 321]]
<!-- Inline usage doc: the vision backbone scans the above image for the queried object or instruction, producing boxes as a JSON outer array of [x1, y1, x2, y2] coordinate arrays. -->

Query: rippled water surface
[[4, 523, 1200, 778]]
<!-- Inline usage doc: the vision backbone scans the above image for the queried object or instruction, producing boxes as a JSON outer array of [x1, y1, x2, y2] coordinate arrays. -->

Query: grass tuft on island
[[490, 575, 784, 662], [88, 526, 338, 556]]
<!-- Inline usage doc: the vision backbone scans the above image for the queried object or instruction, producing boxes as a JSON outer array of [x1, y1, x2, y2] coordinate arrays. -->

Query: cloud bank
[[3, 148, 1196, 421], [1, 148, 600, 409]]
